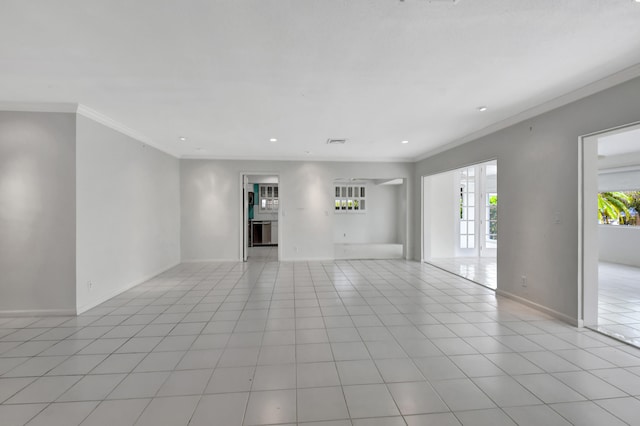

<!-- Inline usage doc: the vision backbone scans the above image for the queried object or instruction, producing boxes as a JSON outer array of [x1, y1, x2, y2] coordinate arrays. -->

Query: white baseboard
[[76, 262, 180, 315], [496, 289, 580, 327], [0, 308, 77, 317], [181, 258, 239, 263]]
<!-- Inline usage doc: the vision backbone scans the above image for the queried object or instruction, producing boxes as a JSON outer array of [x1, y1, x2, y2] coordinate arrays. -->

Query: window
[[259, 184, 278, 211], [335, 185, 366, 213], [459, 167, 475, 249], [598, 190, 640, 225]]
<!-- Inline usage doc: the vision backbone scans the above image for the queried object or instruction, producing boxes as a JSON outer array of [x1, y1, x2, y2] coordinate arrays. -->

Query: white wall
[[414, 75, 640, 325], [423, 170, 457, 259], [181, 159, 413, 261], [333, 183, 401, 244], [0, 112, 76, 315], [599, 226, 640, 268], [76, 116, 180, 313], [598, 169, 640, 192]]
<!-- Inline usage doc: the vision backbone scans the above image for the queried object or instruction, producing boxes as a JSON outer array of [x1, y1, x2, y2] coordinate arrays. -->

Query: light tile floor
[[425, 257, 497, 290], [428, 258, 640, 349], [598, 262, 640, 347], [1, 259, 640, 425]]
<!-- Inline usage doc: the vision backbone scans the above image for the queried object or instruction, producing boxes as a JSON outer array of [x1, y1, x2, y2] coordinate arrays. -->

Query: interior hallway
[[1, 259, 640, 425]]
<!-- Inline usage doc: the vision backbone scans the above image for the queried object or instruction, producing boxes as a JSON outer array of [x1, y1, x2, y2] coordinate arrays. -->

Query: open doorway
[[333, 178, 407, 260], [422, 160, 497, 289], [242, 174, 279, 262], [580, 122, 640, 346]]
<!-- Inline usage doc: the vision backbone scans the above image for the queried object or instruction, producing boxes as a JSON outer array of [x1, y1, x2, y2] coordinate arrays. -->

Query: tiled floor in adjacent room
[[2, 259, 640, 425], [598, 262, 640, 347]]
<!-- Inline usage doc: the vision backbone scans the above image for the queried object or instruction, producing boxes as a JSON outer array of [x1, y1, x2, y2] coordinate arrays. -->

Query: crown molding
[[75, 104, 178, 157], [414, 63, 640, 162], [0, 101, 78, 113], [180, 153, 414, 163]]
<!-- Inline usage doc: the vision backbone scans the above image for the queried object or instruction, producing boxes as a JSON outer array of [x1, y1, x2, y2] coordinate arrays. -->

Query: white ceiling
[[599, 127, 640, 157], [2, 0, 640, 161]]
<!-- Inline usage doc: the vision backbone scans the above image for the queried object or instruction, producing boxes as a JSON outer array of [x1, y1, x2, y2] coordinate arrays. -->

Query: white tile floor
[[1, 259, 640, 425], [425, 257, 497, 290], [598, 262, 640, 347]]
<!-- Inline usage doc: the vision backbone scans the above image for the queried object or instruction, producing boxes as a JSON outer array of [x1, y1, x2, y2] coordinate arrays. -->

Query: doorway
[[422, 160, 498, 289], [242, 174, 280, 262], [580, 122, 640, 346]]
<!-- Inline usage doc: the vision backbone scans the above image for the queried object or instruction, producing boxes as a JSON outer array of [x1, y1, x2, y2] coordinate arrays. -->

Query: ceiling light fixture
[[477, 106, 488, 112], [401, 140, 409, 144], [179, 136, 187, 141], [269, 138, 277, 142]]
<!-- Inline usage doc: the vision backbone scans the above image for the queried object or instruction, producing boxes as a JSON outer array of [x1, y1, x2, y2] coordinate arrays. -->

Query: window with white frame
[[334, 185, 366, 212], [259, 184, 278, 211]]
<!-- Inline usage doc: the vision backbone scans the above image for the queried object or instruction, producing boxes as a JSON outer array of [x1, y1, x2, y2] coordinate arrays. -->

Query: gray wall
[[76, 116, 181, 313], [413, 75, 640, 324], [181, 159, 413, 261], [0, 112, 76, 314], [333, 183, 401, 244]]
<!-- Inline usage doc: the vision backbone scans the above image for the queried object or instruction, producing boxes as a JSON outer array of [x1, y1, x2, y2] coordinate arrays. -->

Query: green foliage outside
[[598, 191, 640, 225]]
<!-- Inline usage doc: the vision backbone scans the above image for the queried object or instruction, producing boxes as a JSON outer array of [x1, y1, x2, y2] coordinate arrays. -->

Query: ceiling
[[599, 126, 640, 157], [2, 1, 640, 161]]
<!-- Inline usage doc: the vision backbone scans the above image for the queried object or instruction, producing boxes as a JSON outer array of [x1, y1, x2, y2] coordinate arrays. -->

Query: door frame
[[239, 172, 281, 262], [578, 120, 640, 328]]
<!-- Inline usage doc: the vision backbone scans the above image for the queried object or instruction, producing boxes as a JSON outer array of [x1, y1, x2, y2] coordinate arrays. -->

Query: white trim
[[598, 165, 640, 175], [181, 154, 414, 163], [0, 308, 77, 317], [496, 289, 580, 327], [0, 101, 78, 113], [76, 262, 179, 315], [415, 63, 640, 162], [76, 104, 177, 158], [181, 258, 241, 263]]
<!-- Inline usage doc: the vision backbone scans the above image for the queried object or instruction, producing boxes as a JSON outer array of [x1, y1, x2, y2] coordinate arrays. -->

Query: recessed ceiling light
[[269, 138, 278, 142], [477, 106, 488, 112], [179, 136, 187, 141], [401, 140, 409, 144]]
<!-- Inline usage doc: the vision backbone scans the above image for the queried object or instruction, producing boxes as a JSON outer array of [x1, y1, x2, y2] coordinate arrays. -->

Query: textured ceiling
[[1, 0, 640, 161]]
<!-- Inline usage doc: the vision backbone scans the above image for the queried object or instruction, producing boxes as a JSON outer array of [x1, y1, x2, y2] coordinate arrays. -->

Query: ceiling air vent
[[326, 138, 347, 145]]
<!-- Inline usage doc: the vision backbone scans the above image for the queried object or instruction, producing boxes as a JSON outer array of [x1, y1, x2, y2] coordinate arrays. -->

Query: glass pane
[[335, 187, 340, 197], [460, 221, 467, 234], [468, 207, 475, 219], [360, 200, 365, 210], [274, 186, 278, 197], [468, 220, 475, 234], [460, 235, 467, 249], [267, 186, 273, 197], [462, 193, 467, 206], [261, 199, 266, 209], [347, 199, 353, 210], [360, 187, 365, 197], [341, 200, 347, 210], [468, 167, 475, 177], [468, 182, 475, 193], [273, 199, 279, 209], [260, 186, 266, 197], [468, 236, 475, 248], [348, 187, 353, 197], [335, 200, 340, 210], [468, 194, 475, 206], [341, 187, 347, 197], [354, 199, 359, 210], [462, 207, 468, 220]]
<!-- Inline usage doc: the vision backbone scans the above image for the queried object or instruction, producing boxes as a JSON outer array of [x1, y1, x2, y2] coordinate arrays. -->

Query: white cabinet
[[259, 184, 279, 212]]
